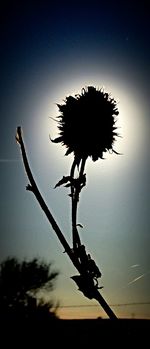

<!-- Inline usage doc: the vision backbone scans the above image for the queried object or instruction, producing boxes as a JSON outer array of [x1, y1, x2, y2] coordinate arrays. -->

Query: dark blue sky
[[0, 1, 150, 319]]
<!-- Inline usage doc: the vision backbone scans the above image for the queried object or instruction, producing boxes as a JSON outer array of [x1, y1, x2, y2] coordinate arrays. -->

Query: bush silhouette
[[0, 257, 59, 322]]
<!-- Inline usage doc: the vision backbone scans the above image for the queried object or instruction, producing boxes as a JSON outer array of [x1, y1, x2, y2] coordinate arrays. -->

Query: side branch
[[15, 127, 81, 272]]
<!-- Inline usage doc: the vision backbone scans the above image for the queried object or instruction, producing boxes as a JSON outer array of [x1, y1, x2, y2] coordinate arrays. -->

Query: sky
[[0, 0, 150, 319]]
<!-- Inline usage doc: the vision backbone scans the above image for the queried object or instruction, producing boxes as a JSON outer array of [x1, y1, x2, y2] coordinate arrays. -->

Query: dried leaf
[[54, 176, 71, 189], [64, 183, 71, 188], [76, 223, 84, 228], [51, 136, 63, 143]]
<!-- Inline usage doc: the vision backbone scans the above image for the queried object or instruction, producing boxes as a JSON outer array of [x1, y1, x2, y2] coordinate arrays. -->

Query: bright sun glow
[[31, 73, 146, 177]]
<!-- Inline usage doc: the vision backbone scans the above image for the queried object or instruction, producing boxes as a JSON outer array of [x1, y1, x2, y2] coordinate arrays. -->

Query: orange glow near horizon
[[57, 306, 104, 320], [57, 305, 150, 320]]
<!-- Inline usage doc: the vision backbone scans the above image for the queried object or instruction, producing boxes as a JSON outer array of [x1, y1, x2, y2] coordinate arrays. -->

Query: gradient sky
[[0, 1, 150, 319]]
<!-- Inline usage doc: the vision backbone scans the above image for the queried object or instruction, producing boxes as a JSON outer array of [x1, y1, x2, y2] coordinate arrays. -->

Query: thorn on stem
[[26, 184, 33, 192], [15, 126, 22, 145]]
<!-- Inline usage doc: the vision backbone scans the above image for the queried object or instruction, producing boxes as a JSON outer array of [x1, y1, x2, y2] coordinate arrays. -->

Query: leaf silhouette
[[76, 223, 84, 228], [64, 183, 71, 188], [54, 176, 71, 189], [51, 136, 63, 143]]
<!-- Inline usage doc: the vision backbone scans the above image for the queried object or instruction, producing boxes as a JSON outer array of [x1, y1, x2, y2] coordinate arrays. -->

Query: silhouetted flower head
[[52, 86, 119, 162]]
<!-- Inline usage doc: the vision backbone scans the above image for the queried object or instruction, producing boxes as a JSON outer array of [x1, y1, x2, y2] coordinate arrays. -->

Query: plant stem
[[71, 157, 87, 250], [16, 127, 118, 320], [70, 159, 80, 249], [94, 289, 117, 319]]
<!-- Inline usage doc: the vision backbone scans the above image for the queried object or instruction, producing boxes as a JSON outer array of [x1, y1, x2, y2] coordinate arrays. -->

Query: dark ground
[[0, 318, 149, 346]]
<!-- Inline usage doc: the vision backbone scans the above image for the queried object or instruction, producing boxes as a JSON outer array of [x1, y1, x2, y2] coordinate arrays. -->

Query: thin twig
[[16, 127, 81, 272]]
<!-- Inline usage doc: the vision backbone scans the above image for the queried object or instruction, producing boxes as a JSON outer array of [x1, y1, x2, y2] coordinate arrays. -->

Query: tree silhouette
[[16, 85, 120, 319], [0, 257, 59, 321]]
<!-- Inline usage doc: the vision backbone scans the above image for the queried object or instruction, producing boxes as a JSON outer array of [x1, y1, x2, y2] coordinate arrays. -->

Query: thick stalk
[[94, 289, 117, 320]]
